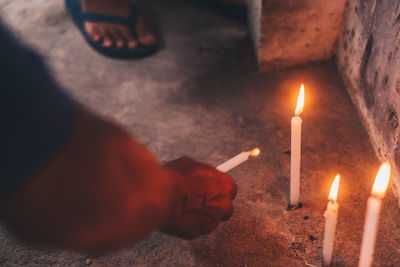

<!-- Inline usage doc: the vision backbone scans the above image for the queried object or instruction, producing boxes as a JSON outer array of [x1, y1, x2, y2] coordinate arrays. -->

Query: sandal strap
[[82, 5, 138, 25]]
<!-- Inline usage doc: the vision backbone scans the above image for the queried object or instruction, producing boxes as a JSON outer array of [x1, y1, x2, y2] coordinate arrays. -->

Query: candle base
[[287, 202, 303, 211]]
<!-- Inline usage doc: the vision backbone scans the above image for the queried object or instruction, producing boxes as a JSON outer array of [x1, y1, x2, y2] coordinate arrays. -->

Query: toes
[[139, 34, 156, 46], [127, 39, 138, 49], [102, 39, 113, 47], [84, 22, 144, 49], [136, 16, 157, 46], [91, 33, 101, 42], [102, 26, 118, 47], [118, 27, 138, 49], [89, 29, 102, 42], [85, 22, 102, 43], [101, 32, 114, 47], [114, 30, 126, 48]]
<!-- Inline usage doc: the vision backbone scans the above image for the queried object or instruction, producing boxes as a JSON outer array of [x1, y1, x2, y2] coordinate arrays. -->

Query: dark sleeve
[[0, 22, 78, 199]]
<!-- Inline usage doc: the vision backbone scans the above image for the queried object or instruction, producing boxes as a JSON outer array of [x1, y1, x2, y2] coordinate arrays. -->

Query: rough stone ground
[[0, 0, 399, 266]]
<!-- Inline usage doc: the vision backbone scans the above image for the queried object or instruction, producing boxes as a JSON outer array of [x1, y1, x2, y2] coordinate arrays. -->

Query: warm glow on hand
[[328, 174, 340, 202], [295, 84, 305, 116], [372, 162, 391, 198]]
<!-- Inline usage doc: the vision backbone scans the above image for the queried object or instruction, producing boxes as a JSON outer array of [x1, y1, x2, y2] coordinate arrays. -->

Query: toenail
[[116, 41, 124, 47], [128, 42, 137, 49], [144, 35, 155, 42], [103, 41, 112, 47]]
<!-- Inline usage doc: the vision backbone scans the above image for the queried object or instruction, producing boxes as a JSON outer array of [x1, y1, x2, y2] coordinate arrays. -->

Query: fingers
[[203, 195, 234, 221], [202, 216, 220, 235], [161, 157, 237, 239], [181, 213, 221, 239], [222, 205, 234, 221], [166, 156, 237, 213]]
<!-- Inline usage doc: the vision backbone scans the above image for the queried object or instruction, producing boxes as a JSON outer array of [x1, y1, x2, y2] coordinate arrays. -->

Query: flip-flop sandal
[[65, 0, 157, 59], [203, 0, 247, 22]]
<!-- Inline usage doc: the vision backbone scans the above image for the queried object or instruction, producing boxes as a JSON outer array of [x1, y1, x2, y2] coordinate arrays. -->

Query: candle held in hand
[[358, 163, 391, 267], [323, 174, 340, 266], [290, 84, 305, 207], [216, 148, 260, 173]]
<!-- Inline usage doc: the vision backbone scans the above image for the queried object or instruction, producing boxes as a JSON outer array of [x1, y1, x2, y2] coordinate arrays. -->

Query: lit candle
[[323, 174, 340, 266], [290, 84, 305, 207], [216, 148, 260, 173], [358, 163, 391, 267]]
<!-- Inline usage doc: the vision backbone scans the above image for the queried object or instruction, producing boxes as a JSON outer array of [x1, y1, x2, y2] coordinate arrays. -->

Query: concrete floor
[[1, 0, 400, 266]]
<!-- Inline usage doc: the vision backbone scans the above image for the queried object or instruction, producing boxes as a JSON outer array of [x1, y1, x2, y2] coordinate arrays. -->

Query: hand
[[161, 157, 237, 239]]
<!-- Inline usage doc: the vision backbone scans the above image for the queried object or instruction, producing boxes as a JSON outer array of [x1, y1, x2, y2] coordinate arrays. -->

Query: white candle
[[290, 84, 305, 207], [358, 163, 391, 267], [216, 148, 260, 173], [323, 174, 340, 266]]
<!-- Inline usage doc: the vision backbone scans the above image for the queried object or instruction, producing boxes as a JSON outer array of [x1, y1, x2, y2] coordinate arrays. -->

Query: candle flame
[[328, 174, 340, 202], [371, 162, 391, 198], [251, 148, 260, 157], [295, 84, 305, 116]]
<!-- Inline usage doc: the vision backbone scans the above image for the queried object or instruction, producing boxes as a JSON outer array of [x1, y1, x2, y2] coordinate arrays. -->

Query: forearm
[[0, 109, 182, 252], [63, 111, 182, 251], [0, 21, 181, 252]]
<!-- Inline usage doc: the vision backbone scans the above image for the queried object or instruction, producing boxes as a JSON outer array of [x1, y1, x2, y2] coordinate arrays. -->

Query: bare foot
[[81, 0, 156, 49]]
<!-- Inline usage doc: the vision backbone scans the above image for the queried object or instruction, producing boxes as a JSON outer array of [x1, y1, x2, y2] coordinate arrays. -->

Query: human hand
[[161, 157, 237, 239]]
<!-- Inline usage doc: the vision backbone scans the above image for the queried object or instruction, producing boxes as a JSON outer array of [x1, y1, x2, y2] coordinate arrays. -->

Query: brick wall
[[249, 0, 346, 72], [335, 0, 400, 205]]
